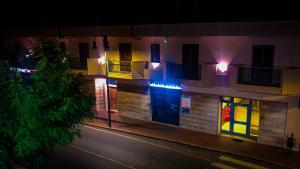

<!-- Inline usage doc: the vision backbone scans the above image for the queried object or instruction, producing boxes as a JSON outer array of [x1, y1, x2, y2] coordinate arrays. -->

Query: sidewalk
[[85, 116, 300, 169]]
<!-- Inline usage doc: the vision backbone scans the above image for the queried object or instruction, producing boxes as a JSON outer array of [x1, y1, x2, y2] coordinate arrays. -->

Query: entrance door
[[221, 97, 258, 139], [233, 105, 249, 135], [151, 87, 180, 126]]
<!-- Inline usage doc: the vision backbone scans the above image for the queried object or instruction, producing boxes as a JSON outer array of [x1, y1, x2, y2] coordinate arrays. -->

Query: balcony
[[237, 67, 281, 87], [166, 62, 201, 81], [87, 58, 149, 80], [108, 61, 132, 73]]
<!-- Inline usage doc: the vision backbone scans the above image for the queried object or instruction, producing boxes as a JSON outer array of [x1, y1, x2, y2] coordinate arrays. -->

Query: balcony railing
[[108, 61, 132, 73], [237, 67, 281, 87], [166, 62, 201, 80]]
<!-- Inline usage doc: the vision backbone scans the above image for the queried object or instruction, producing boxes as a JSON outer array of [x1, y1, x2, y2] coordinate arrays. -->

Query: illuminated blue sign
[[148, 81, 182, 90]]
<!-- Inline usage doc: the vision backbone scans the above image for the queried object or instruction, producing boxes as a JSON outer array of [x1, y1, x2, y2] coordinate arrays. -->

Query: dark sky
[[1, 1, 299, 29]]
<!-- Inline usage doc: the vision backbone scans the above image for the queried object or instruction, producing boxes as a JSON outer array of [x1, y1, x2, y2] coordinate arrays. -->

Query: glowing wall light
[[95, 78, 106, 88], [148, 81, 182, 90], [98, 56, 106, 65], [151, 62, 160, 69], [10, 67, 37, 73], [216, 62, 228, 75]]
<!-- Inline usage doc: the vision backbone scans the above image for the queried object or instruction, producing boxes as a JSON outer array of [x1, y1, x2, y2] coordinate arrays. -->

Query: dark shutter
[[151, 44, 160, 62], [78, 43, 89, 69], [119, 43, 132, 61], [182, 44, 199, 65], [252, 45, 274, 68]]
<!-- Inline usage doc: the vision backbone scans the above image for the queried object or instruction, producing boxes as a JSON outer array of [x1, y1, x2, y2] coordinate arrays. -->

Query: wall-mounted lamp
[[98, 56, 106, 65], [216, 62, 228, 75], [151, 62, 160, 69], [163, 37, 168, 44]]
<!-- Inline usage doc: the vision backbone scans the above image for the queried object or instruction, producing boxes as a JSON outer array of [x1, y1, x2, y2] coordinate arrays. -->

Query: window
[[119, 43, 132, 72], [119, 43, 132, 61], [182, 44, 199, 65], [252, 45, 274, 68], [151, 44, 160, 62], [78, 43, 89, 69], [182, 44, 200, 79]]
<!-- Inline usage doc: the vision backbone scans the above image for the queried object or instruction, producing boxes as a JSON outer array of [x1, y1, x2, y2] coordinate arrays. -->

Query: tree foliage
[[0, 61, 11, 169], [1, 41, 94, 168]]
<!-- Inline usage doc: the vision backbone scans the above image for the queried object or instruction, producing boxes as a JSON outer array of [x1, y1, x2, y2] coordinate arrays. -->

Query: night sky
[[0, 1, 299, 29]]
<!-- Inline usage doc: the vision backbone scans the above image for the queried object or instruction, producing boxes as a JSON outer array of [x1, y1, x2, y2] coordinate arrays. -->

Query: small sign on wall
[[181, 95, 191, 115]]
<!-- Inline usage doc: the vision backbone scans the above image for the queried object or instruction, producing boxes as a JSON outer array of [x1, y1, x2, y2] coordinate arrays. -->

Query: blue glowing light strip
[[148, 82, 182, 90]]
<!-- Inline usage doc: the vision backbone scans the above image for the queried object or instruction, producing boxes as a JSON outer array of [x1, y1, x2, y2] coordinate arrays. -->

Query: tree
[[0, 61, 12, 169], [10, 41, 94, 168]]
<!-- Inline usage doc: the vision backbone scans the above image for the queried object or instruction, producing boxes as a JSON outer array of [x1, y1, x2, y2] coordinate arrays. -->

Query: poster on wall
[[181, 95, 191, 115]]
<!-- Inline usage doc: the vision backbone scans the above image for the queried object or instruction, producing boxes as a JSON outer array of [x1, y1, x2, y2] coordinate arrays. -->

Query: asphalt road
[[45, 125, 288, 169]]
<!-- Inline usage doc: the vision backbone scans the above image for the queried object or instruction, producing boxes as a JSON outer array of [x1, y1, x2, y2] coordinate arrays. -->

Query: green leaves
[[0, 40, 94, 168]]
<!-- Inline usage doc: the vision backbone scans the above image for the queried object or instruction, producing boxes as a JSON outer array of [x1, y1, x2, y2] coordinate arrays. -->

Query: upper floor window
[[182, 44, 199, 65], [252, 45, 275, 68], [151, 44, 160, 63], [78, 43, 89, 69], [119, 43, 132, 61]]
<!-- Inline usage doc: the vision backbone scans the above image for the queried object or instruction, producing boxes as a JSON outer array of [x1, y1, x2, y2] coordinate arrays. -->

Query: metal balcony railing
[[108, 61, 132, 73], [237, 67, 281, 87], [166, 62, 201, 80]]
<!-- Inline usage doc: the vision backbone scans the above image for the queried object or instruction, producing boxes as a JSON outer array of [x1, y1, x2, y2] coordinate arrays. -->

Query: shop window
[[250, 100, 260, 136], [234, 97, 249, 104], [221, 102, 231, 131], [220, 96, 260, 139], [234, 106, 248, 123], [222, 96, 231, 101], [233, 123, 247, 134]]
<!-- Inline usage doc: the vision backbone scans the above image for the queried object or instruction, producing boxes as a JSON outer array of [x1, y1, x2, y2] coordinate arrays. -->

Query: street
[[45, 125, 287, 169]]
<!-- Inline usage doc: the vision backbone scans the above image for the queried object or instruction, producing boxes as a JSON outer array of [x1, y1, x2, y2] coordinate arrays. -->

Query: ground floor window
[[220, 96, 260, 139], [95, 78, 118, 114]]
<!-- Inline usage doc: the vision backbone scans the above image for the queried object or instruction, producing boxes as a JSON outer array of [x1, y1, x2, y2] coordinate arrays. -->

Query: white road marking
[[211, 162, 237, 169], [71, 145, 137, 169], [82, 125, 212, 162], [219, 156, 269, 169]]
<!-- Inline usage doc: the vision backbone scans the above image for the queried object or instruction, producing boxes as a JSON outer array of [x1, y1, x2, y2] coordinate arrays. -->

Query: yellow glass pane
[[234, 97, 249, 104], [234, 106, 247, 122], [250, 101, 260, 137], [222, 122, 230, 131], [223, 96, 231, 101], [233, 124, 247, 134]]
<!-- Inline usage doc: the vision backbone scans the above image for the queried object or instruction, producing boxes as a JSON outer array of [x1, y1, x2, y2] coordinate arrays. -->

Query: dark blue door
[[150, 87, 180, 126]]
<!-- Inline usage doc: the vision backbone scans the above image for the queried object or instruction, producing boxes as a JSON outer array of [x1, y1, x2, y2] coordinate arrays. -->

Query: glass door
[[220, 97, 258, 139], [233, 105, 249, 135]]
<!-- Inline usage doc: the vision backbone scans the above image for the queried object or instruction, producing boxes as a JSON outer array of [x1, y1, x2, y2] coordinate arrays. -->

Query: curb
[[83, 120, 292, 169]]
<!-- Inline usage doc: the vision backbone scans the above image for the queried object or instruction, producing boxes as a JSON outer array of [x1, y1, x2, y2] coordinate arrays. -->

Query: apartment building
[[3, 21, 300, 150]]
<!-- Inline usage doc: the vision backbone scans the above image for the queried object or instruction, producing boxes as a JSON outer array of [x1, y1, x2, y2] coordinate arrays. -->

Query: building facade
[[3, 21, 300, 151]]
